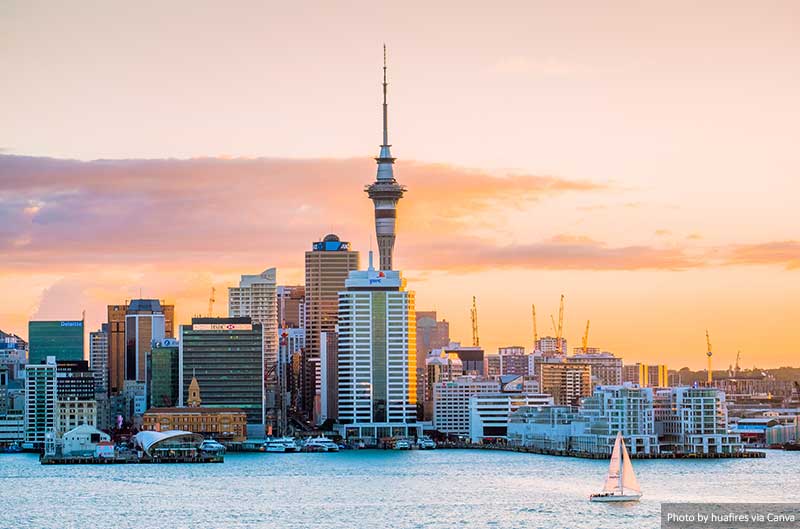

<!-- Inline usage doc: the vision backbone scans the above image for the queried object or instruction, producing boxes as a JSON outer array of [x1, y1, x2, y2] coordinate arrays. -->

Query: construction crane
[[582, 320, 590, 354], [735, 350, 741, 375], [556, 294, 565, 354], [531, 304, 538, 345], [705, 330, 713, 384], [470, 296, 480, 347], [208, 287, 216, 318]]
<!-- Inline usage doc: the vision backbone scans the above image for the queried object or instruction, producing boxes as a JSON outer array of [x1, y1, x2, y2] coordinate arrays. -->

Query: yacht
[[200, 439, 226, 454], [264, 438, 290, 453], [590, 432, 642, 502], [303, 436, 340, 452], [417, 436, 436, 450]]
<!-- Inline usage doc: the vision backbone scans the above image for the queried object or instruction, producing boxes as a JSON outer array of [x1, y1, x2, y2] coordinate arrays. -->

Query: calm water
[[0, 449, 795, 529]]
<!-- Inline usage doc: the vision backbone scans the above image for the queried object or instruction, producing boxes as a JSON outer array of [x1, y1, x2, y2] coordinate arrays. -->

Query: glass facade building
[[28, 321, 84, 365], [149, 339, 179, 407], [179, 318, 264, 436]]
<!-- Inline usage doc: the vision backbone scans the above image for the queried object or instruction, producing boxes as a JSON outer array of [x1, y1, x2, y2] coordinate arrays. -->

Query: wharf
[[438, 442, 766, 459], [40, 454, 224, 465]]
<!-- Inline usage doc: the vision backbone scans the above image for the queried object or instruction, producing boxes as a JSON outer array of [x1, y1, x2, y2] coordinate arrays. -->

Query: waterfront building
[[62, 424, 111, 456], [148, 338, 180, 408], [319, 330, 338, 424], [499, 346, 529, 376], [624, 363, 668, 387], [469, 389, 554, 443], [24, 357, 57, 447], [277, 285, 305, 329], [335, 256, 418, 442], [365, 48, 406, 272], [28, 320, 84, 365], [89, 325, 109, 394], [432, 375, 542, 438], [142, 377, 248, 442], [539, 363, 593, 406], [0, 409, 24, 446], [567, 351, 622, 386], [179, 317, 265, 437], [579, 385, 658, 454], [654, 387, 743, 454], [508, 405, 584, 451], [303, 234, 359, 416]]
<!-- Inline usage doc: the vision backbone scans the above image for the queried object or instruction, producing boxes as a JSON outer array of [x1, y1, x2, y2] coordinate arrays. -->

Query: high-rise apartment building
[[303, 234, 359, 416], [498, 346, 529, 376], [28, 320, 84, 365], [335, 259, 417, 442], [24, 358, 57, 447], [180, 317, 265, 437]]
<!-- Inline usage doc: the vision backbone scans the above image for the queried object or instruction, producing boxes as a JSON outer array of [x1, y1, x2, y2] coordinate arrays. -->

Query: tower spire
[[383, 44, 388, 147]]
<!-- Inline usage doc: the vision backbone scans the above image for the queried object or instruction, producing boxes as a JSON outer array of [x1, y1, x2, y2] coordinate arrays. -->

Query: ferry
[[199, 439, 227, 455], [393, 439, 411, 450], [303, 436, 340, 452], [264, 437, 300, 453]]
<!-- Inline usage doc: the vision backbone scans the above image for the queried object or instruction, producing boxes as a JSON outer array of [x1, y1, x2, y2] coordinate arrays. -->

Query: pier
[[40, 453, 224, 465], [436, 442, 766, 459]]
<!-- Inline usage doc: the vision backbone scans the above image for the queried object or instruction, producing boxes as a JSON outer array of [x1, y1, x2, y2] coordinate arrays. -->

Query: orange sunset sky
[[1, 1, 798, 369]]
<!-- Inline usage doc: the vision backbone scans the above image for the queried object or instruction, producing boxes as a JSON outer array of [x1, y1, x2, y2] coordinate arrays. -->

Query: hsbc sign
[[193, 323, 253, 331]]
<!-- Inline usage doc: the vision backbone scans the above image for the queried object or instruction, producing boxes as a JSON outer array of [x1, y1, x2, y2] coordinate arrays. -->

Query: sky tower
[[365, 45, 406, 271]]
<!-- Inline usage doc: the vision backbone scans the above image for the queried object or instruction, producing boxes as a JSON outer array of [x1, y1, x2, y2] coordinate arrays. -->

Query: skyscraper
[[303, 234, 359, 416], [28, 320, 84, 365], [179, 317, 265, 438], [228, 268, 279, 429], [335, 253, 418, 442], [277, 285, 305, 329], [89, 325, 108, 395], [365, 46, 405, 271]]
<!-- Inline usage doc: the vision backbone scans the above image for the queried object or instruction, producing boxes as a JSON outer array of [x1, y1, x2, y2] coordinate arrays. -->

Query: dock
[[437, 442, 766, 459], [40, 454, 224, 465]]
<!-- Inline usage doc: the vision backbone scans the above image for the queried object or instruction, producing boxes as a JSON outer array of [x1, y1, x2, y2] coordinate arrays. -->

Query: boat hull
[[590, 493, 641, 503]]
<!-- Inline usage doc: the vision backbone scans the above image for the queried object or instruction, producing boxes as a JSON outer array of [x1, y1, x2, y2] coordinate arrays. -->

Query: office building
[[540, 363, 593, 406], [438, 342, 485, 375], [0, 330, 27, 381], [278, 328, 304, 421], [89, 325, 109, 395], [180, 317, 265, 437], [567, 351, 622, 386], [303, 234, 359, 415], [485, 354, 501, 377], [149, 338, 180, 408], [107, 301, 175, 395], [416, 311, 450, 402], [54, 360, 97, 436], [425, 351, 464, 401], [365, 49, 406, 271], [28, 320, 84, 365], [335, 257, 418, 442], [499, 346, 529, 376], [143, 377, 248, 442], [319, 330, 338, 424], [277, 285, 305, 329]]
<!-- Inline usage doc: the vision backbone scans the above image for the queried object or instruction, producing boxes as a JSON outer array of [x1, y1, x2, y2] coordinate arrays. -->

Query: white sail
[[603, 432, 622, 492], [620, 437, 641, 493]]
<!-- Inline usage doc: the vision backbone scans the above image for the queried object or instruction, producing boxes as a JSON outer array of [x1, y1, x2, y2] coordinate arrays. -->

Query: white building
[[229, 268, 279, 418], [433, 375, 543, 438], [62, 424, 110, 456], [24, 357, 58, 446], [335, 255, 418, 442], [89, 326, 109, 394], [469, 391, 553, 443], [579, 384, 658, 454], [655, 387, 743, 454]]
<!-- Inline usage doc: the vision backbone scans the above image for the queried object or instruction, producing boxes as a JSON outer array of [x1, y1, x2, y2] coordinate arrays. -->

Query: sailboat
[[590, 431, 642, 502]]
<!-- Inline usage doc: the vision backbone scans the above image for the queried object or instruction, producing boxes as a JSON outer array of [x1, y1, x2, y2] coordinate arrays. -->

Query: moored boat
[[303, 436, 340, 452], [590, 432, 642, 503]]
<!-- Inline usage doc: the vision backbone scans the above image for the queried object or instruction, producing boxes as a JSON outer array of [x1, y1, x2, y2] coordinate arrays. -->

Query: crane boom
[[735, 350, 741, 375], [582, 320, 590, 354], [208, 287, 216, 318], [532, 304, 538, 345], [471, 296, 480, 347], [705, 330, 713, 384], [556, 295, 565, 354]]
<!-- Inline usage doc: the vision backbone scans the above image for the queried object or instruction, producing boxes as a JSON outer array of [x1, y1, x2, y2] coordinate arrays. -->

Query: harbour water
[[0, 449, 794, 529]]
